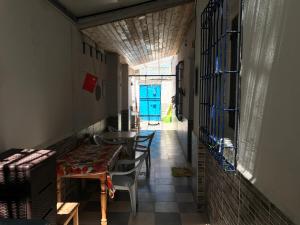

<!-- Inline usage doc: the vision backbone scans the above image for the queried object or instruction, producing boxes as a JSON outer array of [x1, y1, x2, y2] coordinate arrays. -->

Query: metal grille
[[199, 0, 242, 171]]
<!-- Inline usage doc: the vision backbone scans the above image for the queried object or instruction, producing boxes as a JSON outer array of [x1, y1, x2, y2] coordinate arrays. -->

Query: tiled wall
[[197, 143, 206, 212], [198, 144, 295, 225]]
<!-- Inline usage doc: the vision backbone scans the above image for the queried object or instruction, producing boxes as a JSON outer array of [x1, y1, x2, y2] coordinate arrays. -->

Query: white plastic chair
[[110, 152, 147, 215]]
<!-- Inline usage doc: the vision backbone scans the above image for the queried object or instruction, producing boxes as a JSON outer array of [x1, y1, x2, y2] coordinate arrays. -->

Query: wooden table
[[56, 144, 123, 225]]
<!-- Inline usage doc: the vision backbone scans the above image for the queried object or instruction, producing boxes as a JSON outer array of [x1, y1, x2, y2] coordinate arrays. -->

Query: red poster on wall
[[83, 73, 98, 93]]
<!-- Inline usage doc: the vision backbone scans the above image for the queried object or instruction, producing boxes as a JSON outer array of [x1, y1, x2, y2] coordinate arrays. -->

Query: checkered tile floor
[[78, 130, 208, 225]]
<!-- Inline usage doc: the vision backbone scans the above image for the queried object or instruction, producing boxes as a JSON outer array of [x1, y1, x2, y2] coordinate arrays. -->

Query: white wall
[[0, 0, 116, 151], [106, 53, 120, 117], [121, 64, 129, 111], [177, 19, 195, 120], [239, 0, 300, 223], [74, 38, 110, 132]]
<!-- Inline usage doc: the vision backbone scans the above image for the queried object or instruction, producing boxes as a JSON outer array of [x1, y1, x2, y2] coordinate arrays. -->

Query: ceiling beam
[[47, 0, 78, 22], [77, 0, 194, 30]]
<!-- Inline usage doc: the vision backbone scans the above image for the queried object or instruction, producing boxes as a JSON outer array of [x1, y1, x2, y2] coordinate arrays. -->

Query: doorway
[[139, 85, 161, 123]]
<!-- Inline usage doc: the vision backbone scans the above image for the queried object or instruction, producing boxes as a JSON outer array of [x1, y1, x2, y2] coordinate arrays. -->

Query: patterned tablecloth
[[56, 144, 121, 197]]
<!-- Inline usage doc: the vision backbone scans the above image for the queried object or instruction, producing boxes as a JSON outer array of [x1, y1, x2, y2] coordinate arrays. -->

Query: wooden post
[[100, 174, 107, 225]]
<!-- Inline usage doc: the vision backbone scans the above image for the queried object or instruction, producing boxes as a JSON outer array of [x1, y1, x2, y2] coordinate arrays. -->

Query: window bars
[[199, 0, 242, 171]]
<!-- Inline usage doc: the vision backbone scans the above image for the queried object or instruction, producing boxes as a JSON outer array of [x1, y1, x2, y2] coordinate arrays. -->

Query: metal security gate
[[139, 85, 161, 122], [199, 0, 242, 171]]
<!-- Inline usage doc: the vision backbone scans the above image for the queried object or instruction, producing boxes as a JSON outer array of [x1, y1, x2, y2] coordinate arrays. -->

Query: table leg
[[100, 174, 107, 225], [57, 176, 62, 202], [73, 206, 79, 225]]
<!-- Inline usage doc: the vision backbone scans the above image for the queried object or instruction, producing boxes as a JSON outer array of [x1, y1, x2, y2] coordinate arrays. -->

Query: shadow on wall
[[0, 135, 4, 152], [238, 0, 287, 180]]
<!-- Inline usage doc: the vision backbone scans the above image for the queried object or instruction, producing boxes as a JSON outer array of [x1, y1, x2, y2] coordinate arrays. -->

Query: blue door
[[139, 85, 161, 121]]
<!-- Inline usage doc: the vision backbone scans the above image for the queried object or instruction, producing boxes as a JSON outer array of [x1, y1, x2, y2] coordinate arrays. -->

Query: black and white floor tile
[[78, 130, 208, 225]]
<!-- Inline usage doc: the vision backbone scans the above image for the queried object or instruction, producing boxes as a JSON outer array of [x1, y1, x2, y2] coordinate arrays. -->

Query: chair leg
[[135, 183, 139, 210], [145, 155, 149, 177], [129, 186, 137, 216], [148, 150, 151, 168]]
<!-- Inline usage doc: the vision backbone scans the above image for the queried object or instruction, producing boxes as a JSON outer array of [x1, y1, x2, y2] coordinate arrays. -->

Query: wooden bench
[[57, 202, 79, 225]]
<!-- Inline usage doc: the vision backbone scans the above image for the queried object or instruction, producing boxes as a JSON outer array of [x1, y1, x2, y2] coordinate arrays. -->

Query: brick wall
[[198, 144, 295, 225], [197, 143, 206, 212]]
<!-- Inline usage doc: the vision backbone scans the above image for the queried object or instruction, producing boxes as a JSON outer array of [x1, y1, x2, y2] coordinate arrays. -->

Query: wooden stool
[[57, 202, 79, 225]]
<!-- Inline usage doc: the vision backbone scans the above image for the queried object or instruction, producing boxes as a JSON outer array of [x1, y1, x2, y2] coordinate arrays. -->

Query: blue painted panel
[[140, 85, 161, 121]]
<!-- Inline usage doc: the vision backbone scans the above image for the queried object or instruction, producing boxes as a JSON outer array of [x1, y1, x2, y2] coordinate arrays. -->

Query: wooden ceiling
[[82, 3, 194, 66]]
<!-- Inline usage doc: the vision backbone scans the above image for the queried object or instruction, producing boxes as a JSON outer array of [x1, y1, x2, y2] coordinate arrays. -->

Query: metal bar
[[233, 0, 243, 169], [199, 0, 242, 171], [221, 0, 228, 157], [207, 5, 212, 144], [217, 0, 224, 145], [200, 12, 204, 141]]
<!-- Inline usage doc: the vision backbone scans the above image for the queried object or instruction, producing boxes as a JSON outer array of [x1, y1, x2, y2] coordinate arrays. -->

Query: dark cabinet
[[0, 149, 56, 224]]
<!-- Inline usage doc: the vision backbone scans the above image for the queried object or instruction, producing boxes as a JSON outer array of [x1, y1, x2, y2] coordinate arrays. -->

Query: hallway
[[78, 130, 208, 225], [1, 0, 300, 224]]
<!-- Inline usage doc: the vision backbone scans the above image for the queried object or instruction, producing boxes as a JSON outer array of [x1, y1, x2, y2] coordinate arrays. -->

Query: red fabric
[[106, 175, 115, 198], [83, 73, 98, 93], [57, 145, 118, 176], [57, 144, 120, 198]]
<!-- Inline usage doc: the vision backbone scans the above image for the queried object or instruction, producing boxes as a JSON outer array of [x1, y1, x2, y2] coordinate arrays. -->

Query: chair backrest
[[93, 134, 125, 145], [147, 132, 155, 149], [108, 126, 118, 132], [93, 135, 102, 145], [134, 131, 155, 150]]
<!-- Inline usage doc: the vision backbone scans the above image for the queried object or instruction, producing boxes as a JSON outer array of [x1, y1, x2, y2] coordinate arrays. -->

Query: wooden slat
[[82, 3, 194, 66], [172, 4, 194, 55], [146, 13, 155, 62], [166, 6, 182, 56], [137, 16, 152, 63], [152, 11, 160, 61], [77, 0, 194, 29], [132, 17, 150, 63], [161, 8, 172, 59], [119, 20, 146, 64]]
